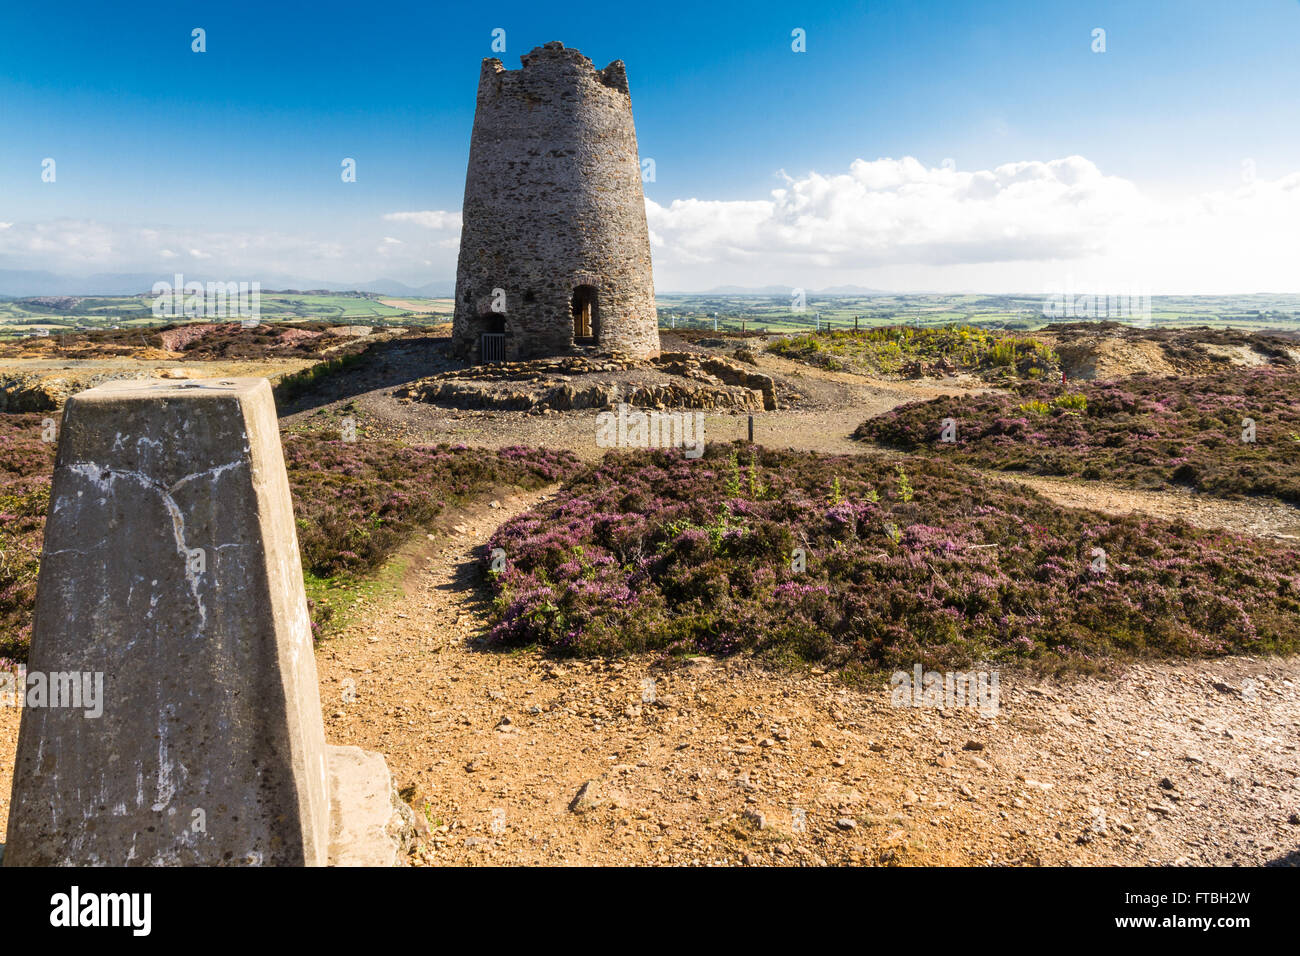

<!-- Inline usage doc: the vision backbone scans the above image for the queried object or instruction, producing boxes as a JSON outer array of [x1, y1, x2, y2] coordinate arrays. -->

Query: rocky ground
[[283, 339, 992, 460], [272, 333, 1300, 867], [316, 492, 1300, 867], [394, 350, 781, 414], [2, 486, 1296, 866], [979, 471, 1300, 542], [2, 325, 1298, 866]]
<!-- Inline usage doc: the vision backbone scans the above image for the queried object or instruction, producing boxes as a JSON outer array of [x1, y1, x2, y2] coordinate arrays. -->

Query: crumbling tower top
[[478, 40, 631, 94]]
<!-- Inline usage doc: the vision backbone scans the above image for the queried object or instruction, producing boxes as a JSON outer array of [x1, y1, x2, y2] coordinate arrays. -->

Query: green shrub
[[767, 324, 1058, 381]]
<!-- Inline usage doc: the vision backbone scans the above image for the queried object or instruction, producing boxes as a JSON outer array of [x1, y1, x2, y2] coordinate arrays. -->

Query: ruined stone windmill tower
[[452, 41, 659, 364]]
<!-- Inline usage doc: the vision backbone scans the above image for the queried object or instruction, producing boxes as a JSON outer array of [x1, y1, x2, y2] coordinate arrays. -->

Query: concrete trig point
[[4, 378, 408, 866]]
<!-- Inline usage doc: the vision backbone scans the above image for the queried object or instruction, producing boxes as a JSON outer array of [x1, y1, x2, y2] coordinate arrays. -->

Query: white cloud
[[2, 162, 1297, 294], [646, 157, 1300, 293], [0, 218, 461, 286], [650, 156, 1141, 268], [382, 210, 462, 230]]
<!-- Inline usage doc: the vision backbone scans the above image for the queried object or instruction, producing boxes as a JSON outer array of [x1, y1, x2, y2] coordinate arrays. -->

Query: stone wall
[[396, 352, 778, 412], [451, 42, 659, 363]]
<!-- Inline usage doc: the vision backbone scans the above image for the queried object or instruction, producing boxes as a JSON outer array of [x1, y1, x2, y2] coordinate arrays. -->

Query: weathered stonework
[[4, 378, 411, 866], [396, 352, 778, 413], [452, 41, 659, 363]]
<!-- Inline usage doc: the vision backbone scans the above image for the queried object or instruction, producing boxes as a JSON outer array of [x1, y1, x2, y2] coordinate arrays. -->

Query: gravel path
[[981, 471, 1300, 542], [310, 490, 1300, 867], [2, 454, 1296, 866], [4, 344, 1298, 866]]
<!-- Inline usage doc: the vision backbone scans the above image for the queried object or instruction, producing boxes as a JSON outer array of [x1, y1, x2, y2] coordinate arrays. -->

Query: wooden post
[[747, 415, 754, 443]]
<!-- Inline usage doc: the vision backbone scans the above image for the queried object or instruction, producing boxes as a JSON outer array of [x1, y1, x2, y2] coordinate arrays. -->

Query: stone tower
[[452, 42, 659, 364]]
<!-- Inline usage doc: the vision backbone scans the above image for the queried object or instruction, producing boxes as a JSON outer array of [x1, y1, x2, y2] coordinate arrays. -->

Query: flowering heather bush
[[857, 367, 1300, 503], [0, 414, 55, 660], [0, 412, 582, 661], [4, 322, 374, 362], [768, 324, 1059, 380], [485, 444, 1300, 671], [283, 434, 582, 577]]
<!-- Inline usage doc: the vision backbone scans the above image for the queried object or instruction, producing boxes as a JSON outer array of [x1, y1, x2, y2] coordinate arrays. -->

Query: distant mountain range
[[0, 270, 456, 298]]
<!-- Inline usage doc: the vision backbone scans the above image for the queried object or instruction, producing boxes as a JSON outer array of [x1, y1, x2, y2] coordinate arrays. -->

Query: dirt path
[[844, 435, 1300, 542], [980, 471, 1300, 541], [2, 449, 1296, 866], [4, 345, 1298, 865], [289, 339, 1300, 542], [286, 351, 1300, 866], [283, 343, 990, 461], [1, 487, 1295, 865], [310, 489, 1300, 867]]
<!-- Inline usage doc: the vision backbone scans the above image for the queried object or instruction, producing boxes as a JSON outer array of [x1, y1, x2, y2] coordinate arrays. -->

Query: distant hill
[[816, 285, 891, 295], [0, 270, 167, 297]]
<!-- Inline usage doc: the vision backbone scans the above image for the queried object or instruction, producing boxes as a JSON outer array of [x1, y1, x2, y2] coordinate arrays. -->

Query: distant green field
[[655, 292, 1300, 335], [2, 290, 1298, 340], [0, 292, 452, 338]]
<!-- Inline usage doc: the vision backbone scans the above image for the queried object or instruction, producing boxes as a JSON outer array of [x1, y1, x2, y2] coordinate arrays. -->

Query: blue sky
[[2, 0, 1299, 292]]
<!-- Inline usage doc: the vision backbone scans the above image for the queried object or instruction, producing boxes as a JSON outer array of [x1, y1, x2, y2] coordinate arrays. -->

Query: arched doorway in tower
[[571, 285, 599, 344], [478, 313, 507, 364]]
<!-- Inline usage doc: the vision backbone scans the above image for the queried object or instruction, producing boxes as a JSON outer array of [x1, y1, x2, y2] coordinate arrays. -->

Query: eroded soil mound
[[1041, 322, 1300, 380]]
